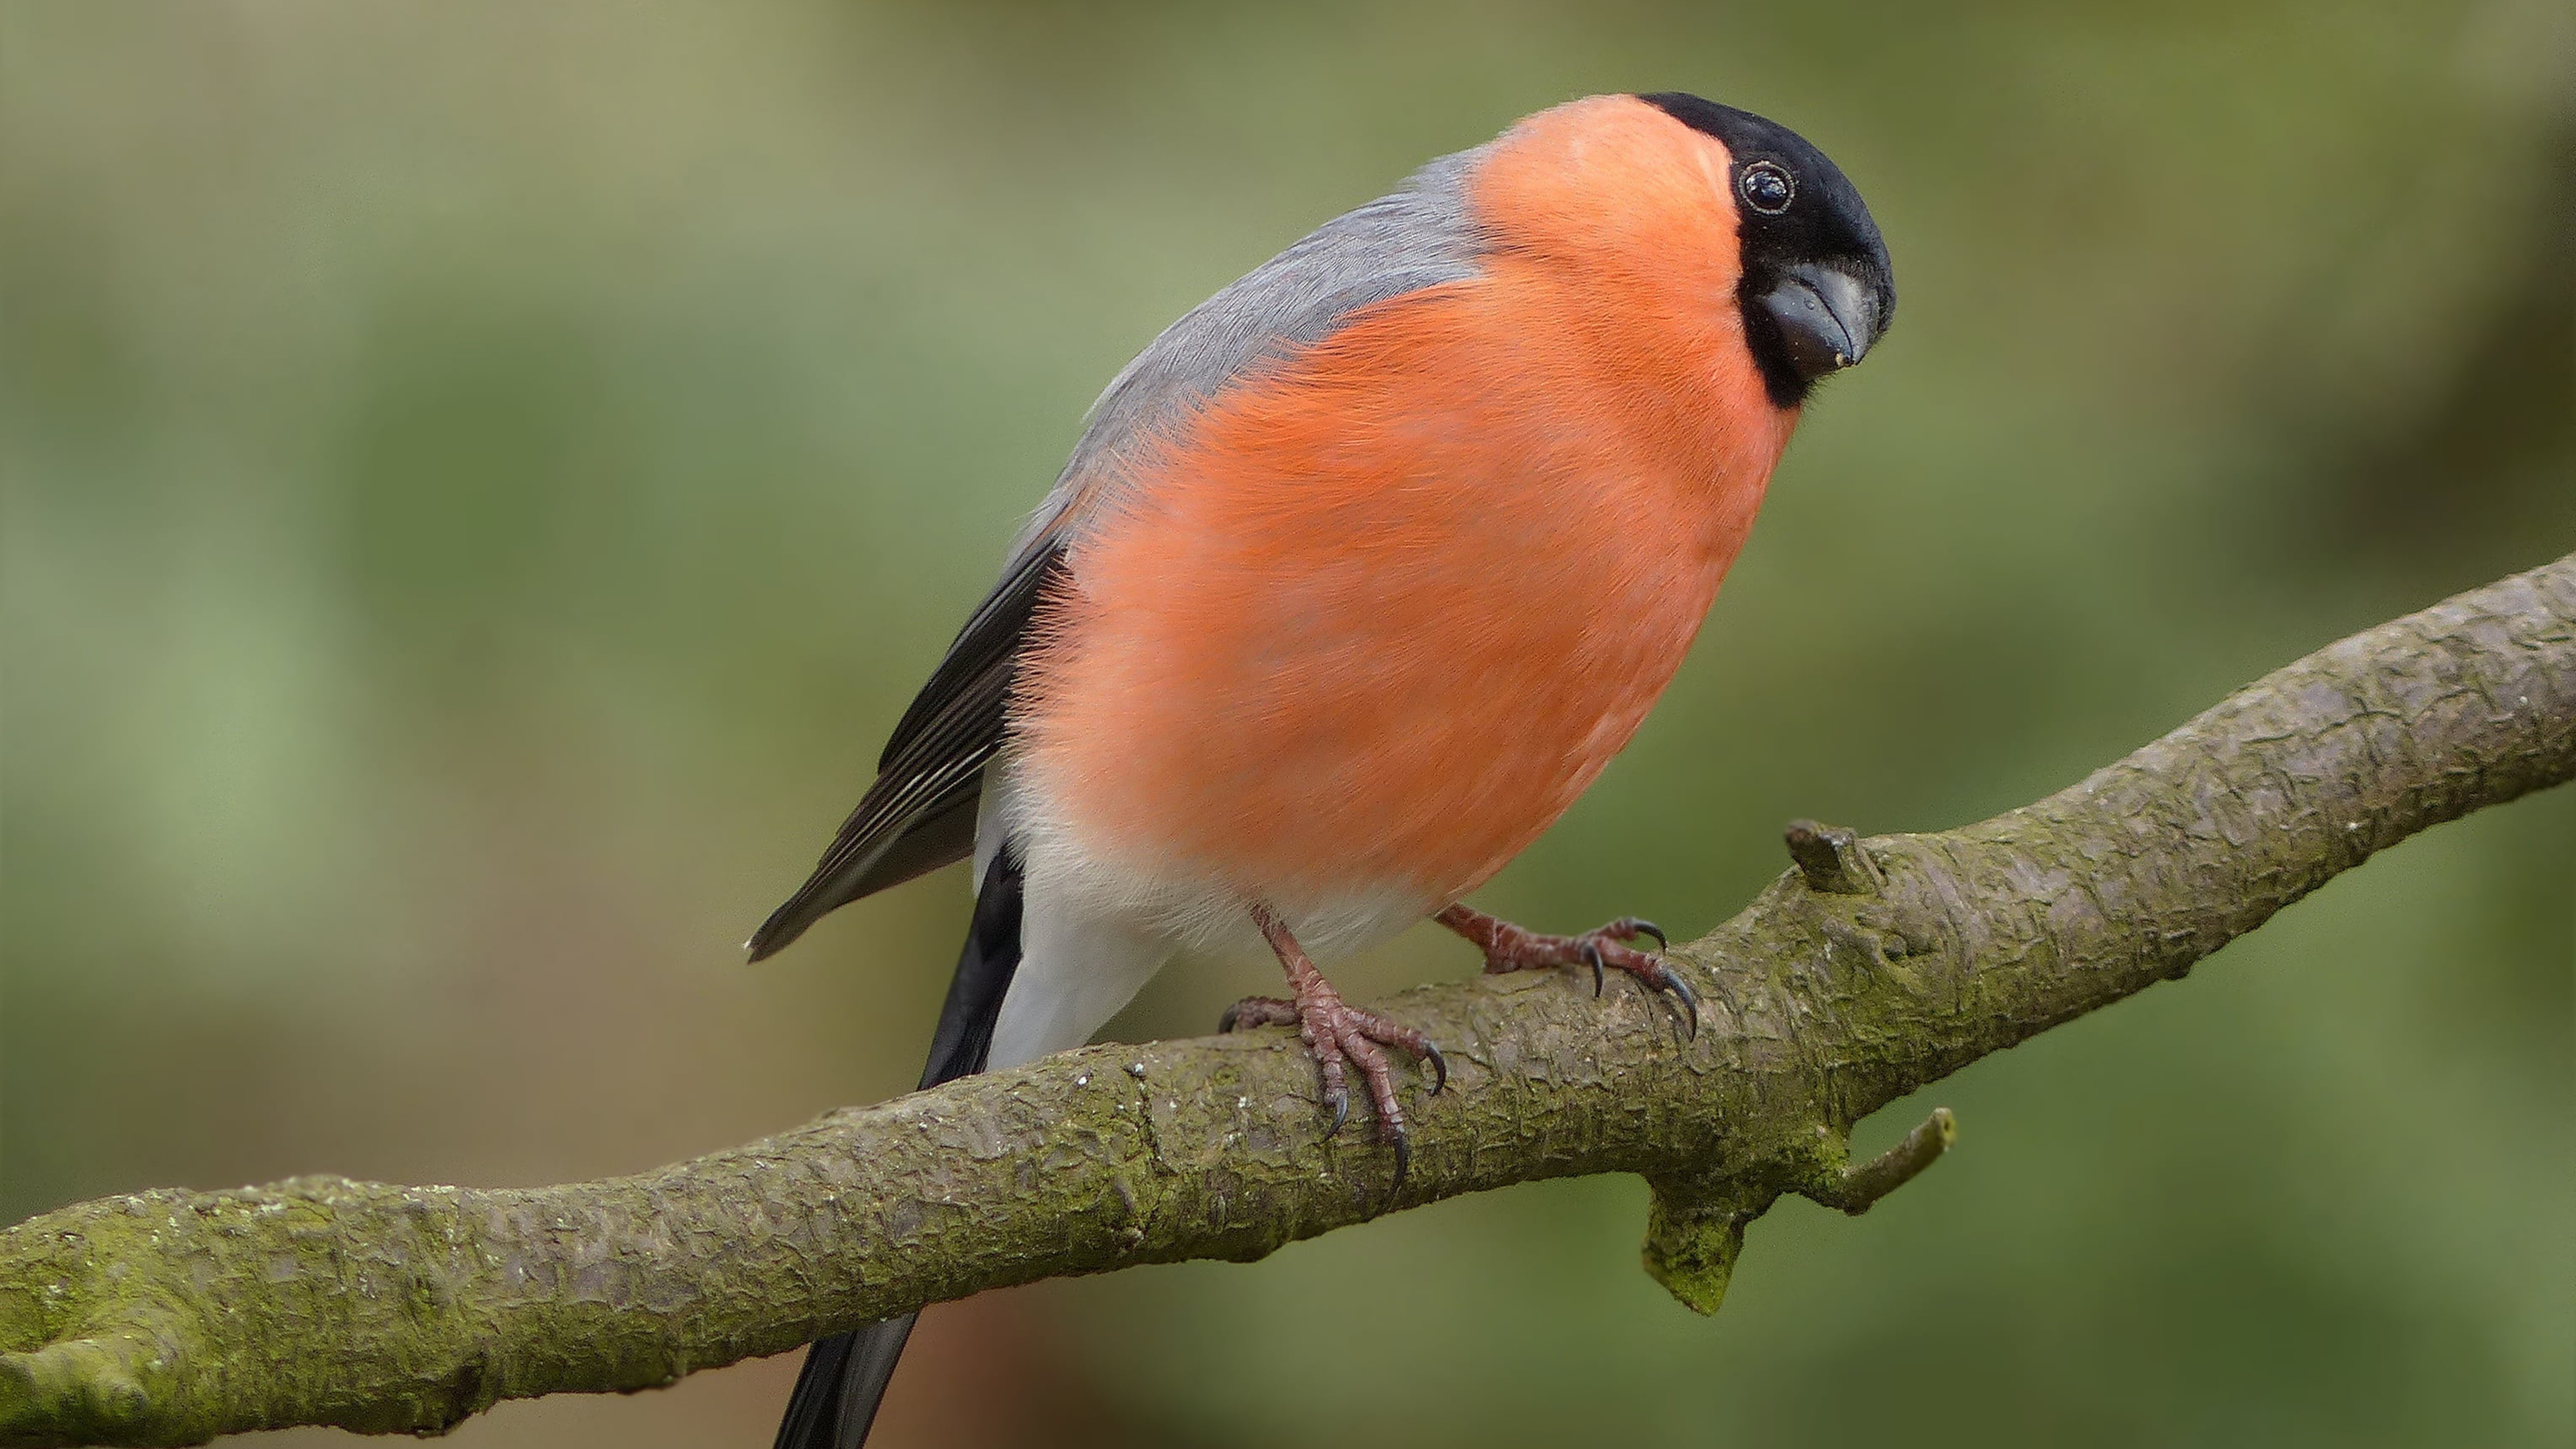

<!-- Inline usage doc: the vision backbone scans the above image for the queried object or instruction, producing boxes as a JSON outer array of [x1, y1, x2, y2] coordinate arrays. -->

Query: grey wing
[[744, 146, 1489, 961]]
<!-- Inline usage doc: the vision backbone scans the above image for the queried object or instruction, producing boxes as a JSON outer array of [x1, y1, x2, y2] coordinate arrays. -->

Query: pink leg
[[1219, 904, 1447, 1193], [1434, 902, 1699, 1037]]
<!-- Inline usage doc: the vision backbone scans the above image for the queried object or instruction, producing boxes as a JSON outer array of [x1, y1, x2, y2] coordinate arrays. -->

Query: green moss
[[1642, 1184, 1756, 1316]]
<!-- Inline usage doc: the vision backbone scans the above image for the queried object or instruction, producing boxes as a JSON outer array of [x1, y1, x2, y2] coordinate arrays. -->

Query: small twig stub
[[1803, 1107, 1959, 1216], [1784, 819, 1886, 894]]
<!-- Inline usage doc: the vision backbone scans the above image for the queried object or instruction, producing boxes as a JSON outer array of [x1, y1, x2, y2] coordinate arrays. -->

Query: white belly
[[977, 758, 1433, 1070]]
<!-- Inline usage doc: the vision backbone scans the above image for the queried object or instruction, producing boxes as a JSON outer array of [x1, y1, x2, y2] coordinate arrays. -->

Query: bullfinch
[[752, 91, 1894, 1449]]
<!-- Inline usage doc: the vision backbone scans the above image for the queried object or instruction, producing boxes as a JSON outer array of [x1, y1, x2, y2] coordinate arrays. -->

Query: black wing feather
[[745, 545, 1063, 961], [877, 543, 1061, 771]]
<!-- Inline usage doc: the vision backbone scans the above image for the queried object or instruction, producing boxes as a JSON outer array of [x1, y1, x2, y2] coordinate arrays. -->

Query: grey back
[[1008, 143, 1493, 558]]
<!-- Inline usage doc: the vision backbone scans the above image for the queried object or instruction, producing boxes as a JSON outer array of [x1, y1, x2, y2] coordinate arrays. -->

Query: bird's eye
[[1738, 161, 1794, 215]]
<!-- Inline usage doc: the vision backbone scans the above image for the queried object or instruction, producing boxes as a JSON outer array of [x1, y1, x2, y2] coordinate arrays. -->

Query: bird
[[751, 90, 1893, 1449]]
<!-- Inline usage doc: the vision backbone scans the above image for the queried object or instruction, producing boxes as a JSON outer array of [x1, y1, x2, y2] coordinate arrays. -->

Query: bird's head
[[1472, 93, 1895, 412], [1639, 93, 1894, 407]]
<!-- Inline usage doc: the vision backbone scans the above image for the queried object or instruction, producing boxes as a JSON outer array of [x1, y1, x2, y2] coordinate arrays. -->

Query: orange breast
[[1015, 99, 1794, 907]]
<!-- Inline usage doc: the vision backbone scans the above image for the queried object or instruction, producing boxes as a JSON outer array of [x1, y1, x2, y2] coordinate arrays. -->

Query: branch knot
[[1784, 820, 1885, 894], [1640, 1179, 1764, 1316]]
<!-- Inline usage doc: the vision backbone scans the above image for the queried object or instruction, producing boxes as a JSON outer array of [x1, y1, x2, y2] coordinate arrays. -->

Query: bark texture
[[6, 554, 2572, 1448]]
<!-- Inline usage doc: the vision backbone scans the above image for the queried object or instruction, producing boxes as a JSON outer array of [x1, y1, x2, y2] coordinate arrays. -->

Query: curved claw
[[1386, 1131, 1410, 1208], [1628, 918, 1669, 950], [1422, 1039, 1449, 1095], [1660, 965, 1701, 1040], [1325, 1081, 1350, 1137], [1581, 939, 1607, 998], [1217, 1002, 1242, 1033]]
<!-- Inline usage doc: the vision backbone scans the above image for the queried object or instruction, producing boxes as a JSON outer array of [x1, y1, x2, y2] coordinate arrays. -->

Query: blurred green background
[[5, 2, 2571, 1445]]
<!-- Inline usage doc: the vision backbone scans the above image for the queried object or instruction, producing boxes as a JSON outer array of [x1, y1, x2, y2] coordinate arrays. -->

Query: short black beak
[[1756, 262, 1886, 381]]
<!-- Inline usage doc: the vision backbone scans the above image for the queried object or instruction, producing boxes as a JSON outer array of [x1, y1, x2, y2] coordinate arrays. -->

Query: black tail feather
[[773, 1316, 917, 1449], [772, 845, 1025, 1449]]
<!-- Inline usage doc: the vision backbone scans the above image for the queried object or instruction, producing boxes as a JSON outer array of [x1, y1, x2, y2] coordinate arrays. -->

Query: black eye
[[1737, 160, 1794, 215]]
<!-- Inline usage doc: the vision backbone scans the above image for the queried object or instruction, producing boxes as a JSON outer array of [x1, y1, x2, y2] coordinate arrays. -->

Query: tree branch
[[7, 554, 2572, 1448]]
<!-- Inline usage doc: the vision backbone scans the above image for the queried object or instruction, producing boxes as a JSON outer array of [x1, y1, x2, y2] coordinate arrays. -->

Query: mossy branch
[[7, 555, 2573, 1448]]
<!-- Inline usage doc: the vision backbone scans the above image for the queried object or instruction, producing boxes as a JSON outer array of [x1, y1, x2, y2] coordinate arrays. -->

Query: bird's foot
[[1223, 909, 1446, 1196], [1434, 902, 1698, 1038]]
